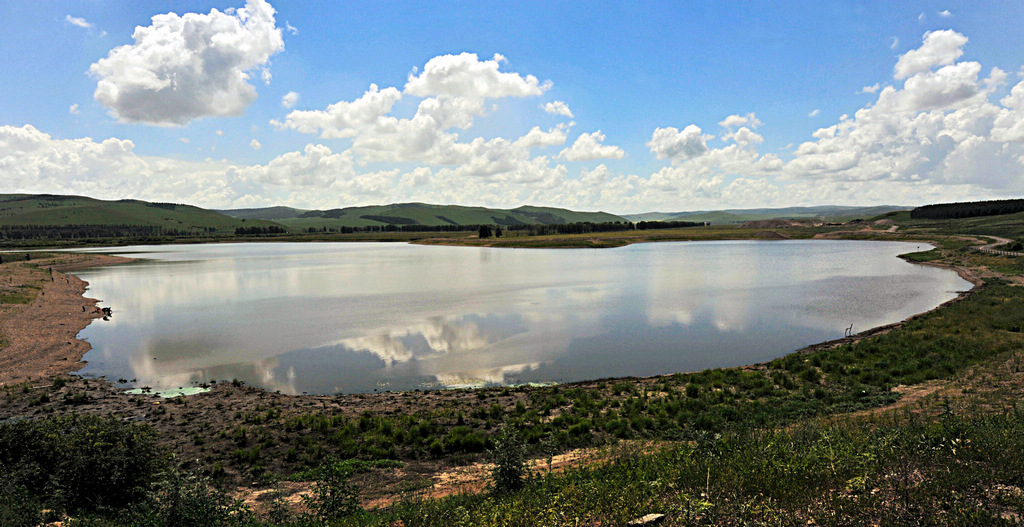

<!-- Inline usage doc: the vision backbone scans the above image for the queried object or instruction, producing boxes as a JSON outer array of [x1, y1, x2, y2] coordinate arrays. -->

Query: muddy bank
[[0, 253, 132, 386]]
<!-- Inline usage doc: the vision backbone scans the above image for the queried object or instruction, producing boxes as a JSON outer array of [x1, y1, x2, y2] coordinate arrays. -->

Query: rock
[[628, 513, 665, 525]]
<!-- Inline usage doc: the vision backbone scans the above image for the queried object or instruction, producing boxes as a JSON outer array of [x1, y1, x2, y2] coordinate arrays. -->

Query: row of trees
[[234, 225, 286, 235], [0, 224, 215, 240], [506, 220, 704, 236], [0, 219, 707, 242], [910, 199, 1024, 220]]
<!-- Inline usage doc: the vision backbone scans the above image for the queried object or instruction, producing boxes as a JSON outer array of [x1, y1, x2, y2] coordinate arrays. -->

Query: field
[[0, 211, 1023, 525]]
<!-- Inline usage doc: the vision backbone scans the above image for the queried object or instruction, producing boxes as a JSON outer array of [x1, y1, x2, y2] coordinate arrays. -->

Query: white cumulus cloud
[[558, 131, 625, 162], [89, 0, 284, 126], [281, 91, 299, 108], [894, 29, 967, 79], [404, 53, 548, 99], [543, 101, 574, 118], [647, 125, 709, 160]]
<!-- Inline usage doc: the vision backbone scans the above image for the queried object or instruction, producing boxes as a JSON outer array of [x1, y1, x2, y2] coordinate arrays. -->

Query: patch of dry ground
[[0, 253, 131, 386]]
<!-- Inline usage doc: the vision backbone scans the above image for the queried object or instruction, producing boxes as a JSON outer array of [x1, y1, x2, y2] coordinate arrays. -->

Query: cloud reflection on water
[[72, 241, 971, 394]]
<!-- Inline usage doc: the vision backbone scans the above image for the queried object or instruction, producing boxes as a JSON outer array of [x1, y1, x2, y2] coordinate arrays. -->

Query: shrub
[[302, 457, 361, 521], [0, 414, 165, 515], [490, 428, 527, 493]]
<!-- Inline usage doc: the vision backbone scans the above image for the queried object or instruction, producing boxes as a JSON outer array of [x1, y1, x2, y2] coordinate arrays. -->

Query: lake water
[[71, 240, 971, 395]]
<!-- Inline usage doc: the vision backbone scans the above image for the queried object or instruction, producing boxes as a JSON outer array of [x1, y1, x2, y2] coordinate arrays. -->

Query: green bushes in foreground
[[0, 414, 165, 519], [10, 404, 1024, 526], [337, 406, 1024, 526]]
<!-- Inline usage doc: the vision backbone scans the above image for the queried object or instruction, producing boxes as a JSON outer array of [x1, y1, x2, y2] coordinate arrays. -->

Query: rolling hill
[[623, 205, 908, 224], [0, 194, 276, 234], [219, 203, 627, 229]]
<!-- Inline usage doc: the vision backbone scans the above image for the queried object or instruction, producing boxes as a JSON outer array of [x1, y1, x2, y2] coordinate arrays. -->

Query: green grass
[[0, 193, 279, 234], [265, 203, 626, 230], [0, 284, 40, 304]]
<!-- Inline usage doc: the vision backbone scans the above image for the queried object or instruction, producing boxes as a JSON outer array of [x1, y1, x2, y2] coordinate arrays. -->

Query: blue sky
[[2, 1, 1024, 213]]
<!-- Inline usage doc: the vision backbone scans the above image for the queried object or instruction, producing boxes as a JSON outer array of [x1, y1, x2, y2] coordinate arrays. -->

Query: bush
[[132, 471, 252, 527], [490, 428, 527, 493], [0, 414, 166, 515], [302, 457, 361, 521]]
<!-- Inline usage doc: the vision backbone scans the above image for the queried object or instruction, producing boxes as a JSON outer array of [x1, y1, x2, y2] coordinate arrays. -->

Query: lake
[[71, 240, 971, 395]]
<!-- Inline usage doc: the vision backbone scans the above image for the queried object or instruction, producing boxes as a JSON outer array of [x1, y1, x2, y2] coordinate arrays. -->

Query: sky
[[2, 1, 1024, 214]]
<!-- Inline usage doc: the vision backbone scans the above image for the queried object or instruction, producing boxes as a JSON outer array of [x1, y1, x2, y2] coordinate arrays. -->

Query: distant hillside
[[216, 206, 308, 221], [0, 194, 277, 237], [223, 203, 627, 229], [910, 199, 1024, 220], [623, 205, 908, 224]]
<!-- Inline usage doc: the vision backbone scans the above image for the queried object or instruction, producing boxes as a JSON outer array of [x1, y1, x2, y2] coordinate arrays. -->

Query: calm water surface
[[72, 240, 970, 394]]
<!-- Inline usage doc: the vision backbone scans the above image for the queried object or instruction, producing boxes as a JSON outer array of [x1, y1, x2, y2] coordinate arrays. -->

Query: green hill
[[214, 206, 309, 221], [221, 203, 627, 229], [623, 205, 908, 224], [0, 194, 276, 234]]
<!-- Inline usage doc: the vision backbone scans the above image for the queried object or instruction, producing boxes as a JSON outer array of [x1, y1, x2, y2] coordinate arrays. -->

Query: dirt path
[[0, 253, 132, 386]]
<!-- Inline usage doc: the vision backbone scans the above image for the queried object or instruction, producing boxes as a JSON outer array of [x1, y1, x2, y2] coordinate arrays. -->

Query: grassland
[[221, 203, 626, 231], [0, 194, 276, 231], [1, 211, 1024, 525]]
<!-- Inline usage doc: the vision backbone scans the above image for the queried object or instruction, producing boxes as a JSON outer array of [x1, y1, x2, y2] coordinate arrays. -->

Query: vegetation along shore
[[3, 201, 1024, 525]]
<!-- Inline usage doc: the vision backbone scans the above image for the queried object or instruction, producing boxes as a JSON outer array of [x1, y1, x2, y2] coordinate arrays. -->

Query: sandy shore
[[0, 253, 133, 386]]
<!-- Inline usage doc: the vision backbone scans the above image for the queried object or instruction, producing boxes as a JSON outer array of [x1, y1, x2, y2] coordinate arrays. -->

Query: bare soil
[[0, 253, 131, 386]]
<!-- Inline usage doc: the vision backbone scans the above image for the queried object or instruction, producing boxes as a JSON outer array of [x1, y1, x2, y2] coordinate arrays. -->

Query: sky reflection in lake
[[72, 240, 971, 394]]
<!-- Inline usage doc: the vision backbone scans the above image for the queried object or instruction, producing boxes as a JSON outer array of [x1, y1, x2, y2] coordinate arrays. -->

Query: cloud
[[88, 0, 284, 126], [543, 101, 574, 118], [891, 37, 900, 50], [65, 15, 92, 29], [513, 126, 568, 149], [808, 109, 820, 117], [718, 113, 762, 129], [0, 124, 237, 206], [647, 125, 709, 160], [938, 10, 952, 18], [894, 29, 967, 79], [782, 30, 1021, 194], [69, 104, 80, 115], [558, 131, 625, 161], [273, 83, 402, 138], [285, 21, 298, 35], [12, 28, 1024, 214], [274, 53, 565, 176], [250, 139, 262, 150], [281, 91, 299, 108], [859, 84, 881, 94], [404, 53, 549, 99]]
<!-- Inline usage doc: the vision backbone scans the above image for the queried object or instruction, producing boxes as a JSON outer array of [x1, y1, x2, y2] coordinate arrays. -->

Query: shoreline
[[4, 237, 979, 393], [0, 253, 133, 386], [0, 237, 1001, 503]]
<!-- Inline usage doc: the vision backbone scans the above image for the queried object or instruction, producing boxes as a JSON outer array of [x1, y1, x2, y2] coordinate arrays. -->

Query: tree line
[[234, 225, 287, 235], [0, 224, 216, 240], [910, 198, 1024, 220], [506, 220, 703, 236]]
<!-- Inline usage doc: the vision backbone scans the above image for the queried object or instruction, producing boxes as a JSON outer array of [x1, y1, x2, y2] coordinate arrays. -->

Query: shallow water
[[71, 240, 970, 394]]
